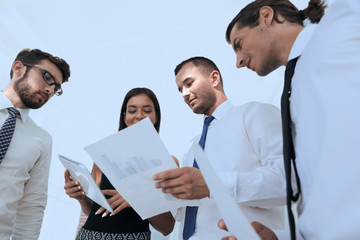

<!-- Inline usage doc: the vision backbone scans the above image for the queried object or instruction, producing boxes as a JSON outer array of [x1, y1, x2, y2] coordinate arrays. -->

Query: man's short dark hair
[[10, 48, 70, 83], [174, 56, 224, 88]]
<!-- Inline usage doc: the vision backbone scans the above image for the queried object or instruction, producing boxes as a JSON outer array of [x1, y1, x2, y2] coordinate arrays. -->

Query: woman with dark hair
[[64, 87, 175, 239]]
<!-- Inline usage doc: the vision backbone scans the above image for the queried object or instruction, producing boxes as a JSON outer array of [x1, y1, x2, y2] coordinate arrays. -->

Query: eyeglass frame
[[22, 63, 63, 96]]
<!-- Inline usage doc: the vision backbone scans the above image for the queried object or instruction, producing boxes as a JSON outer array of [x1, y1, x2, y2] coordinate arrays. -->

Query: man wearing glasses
[[0, 48, 70, 239]]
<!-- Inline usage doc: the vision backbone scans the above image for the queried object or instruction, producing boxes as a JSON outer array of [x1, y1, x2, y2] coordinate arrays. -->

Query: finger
[[110, 201, 130, 216], [153, 168, 183, 181], [102, 210, 110, 218], [64, 169, 70, 181], [66, 190, 85, 199], [161, 184, 191, 196], [251, 221, 278, 240], [218, 219, 228, 231], [65, 182, 82, 193], [155, 177, 184, 189], [64, 179, 81, 190], [65, 184, 80, 195], [64, 169, 71, 182], [95, 207, 105, 215], [68, 191, 85, 198], [106, 193, 122, 206], [102, 189, 117, 196], [221, 236, 237, 240], [170, 192, 196, 200], [251, 221, 265, 233], [65, 183, 84, 196], [110, 198, 124, 209], [172, 156, 179, 167]]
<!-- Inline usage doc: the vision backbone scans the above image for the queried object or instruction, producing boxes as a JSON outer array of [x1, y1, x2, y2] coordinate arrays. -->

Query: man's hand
[[218, 219, 237, 240], [251, 221, 278, 240], [153, 167, 209, 200], [218, 219, 278, 240]]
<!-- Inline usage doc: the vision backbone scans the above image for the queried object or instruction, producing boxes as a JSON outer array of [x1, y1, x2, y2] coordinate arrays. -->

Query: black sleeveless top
[[83, 174, 150, 233]]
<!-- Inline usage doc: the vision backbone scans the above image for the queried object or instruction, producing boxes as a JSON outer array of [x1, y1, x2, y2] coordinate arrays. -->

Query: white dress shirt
[[178, 100, 286, 239], [0, 92, 52, 240], [284, 0, 360, 239]]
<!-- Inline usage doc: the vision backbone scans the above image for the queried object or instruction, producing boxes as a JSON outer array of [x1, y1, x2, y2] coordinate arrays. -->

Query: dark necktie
[[281, 57, 302, 240], [183, 115, 215, 240], [0, 107, 20, 163]]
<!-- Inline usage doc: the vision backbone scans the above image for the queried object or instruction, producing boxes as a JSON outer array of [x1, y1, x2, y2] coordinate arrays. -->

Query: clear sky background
[[0, 0, 319, 239]]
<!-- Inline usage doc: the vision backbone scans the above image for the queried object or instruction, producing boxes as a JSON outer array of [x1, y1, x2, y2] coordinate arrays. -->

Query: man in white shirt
[[222, 0, 360, 239], [153, 56, 287, 239], [0, 48, 70, 239]]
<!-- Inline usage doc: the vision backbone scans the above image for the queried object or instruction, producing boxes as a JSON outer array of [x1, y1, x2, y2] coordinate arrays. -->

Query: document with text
[[84, 118, 198, 219]]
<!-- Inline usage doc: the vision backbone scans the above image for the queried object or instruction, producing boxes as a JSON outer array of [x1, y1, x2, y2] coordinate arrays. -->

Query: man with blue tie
[[153, 56, 287, 239], [0, 48, 70, 239], [222, 0, 360, 239]]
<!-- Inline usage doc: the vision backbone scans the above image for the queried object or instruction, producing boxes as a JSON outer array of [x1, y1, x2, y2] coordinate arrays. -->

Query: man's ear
[[259, 6, 275, 27], [11, 61, 26, 80], [210, 70, 221, 88]]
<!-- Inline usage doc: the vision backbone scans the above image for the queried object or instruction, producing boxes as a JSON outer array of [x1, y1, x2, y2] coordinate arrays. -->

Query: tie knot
[[204, 115, 214, 127], [7, 107, 19, 118]]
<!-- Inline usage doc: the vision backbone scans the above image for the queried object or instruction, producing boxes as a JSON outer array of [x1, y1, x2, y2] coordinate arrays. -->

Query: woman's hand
[[64, 169, 86, 201], [95, 189, 130, 217]]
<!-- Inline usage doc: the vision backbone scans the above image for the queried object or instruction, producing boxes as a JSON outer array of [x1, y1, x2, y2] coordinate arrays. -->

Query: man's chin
[[24, 100, 45, 109], [257, 65, 282, 77], [191, 106, 205, 115]]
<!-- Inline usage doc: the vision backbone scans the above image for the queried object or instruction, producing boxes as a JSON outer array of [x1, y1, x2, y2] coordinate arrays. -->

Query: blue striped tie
[[0, 107, 20, 163], [183, 115, 215, 240]]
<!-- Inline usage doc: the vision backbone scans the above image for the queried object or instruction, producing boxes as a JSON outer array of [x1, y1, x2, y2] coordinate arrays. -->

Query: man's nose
[[236, 53, 245, 69]]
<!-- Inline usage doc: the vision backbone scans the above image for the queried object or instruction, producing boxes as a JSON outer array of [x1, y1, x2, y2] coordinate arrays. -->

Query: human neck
[[205, 94, 228, 116], [2, 85, 26, 109], [277, 23, 304, 65]]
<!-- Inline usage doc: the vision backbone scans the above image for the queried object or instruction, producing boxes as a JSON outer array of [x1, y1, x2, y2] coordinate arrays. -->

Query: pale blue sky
[[0, 0, 312, 239]]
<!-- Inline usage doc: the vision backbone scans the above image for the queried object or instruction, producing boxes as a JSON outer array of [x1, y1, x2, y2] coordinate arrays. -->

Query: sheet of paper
[[193, 144, 260, 240], [84, 117, 198, 219], [58, 154, 113, 212]]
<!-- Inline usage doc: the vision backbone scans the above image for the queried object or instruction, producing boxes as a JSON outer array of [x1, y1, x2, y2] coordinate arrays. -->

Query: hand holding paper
[[59, 154, 113, 213], [84, 118, 198, 219], [153, 166, 210, 200], [64, 169, 87, 201]]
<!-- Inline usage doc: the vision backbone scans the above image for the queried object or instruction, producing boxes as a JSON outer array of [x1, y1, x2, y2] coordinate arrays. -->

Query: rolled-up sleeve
[[235, 104, 287, 207]]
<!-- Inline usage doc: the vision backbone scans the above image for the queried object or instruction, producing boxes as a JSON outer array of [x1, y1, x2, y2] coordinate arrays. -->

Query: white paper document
[[84, 118, 197, 219], [58, 154, 113, 212], [193, 144, 260, 240]]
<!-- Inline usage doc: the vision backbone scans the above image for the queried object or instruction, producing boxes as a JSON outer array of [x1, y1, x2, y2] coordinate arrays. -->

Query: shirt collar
[[288, 24, 317, 61], [204, 99, 233, 122], [0, 91, 30, 123]]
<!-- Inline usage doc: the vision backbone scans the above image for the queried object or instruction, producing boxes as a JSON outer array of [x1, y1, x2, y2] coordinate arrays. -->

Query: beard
[[257, 50, 282, 76], [190, 87, 217, 115], [255, 28, 283, 76], [14, 73, 49, 109]]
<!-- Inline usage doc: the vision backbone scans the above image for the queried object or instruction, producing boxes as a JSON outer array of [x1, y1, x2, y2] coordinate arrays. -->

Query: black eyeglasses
[[22, 63, 63, 96]]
